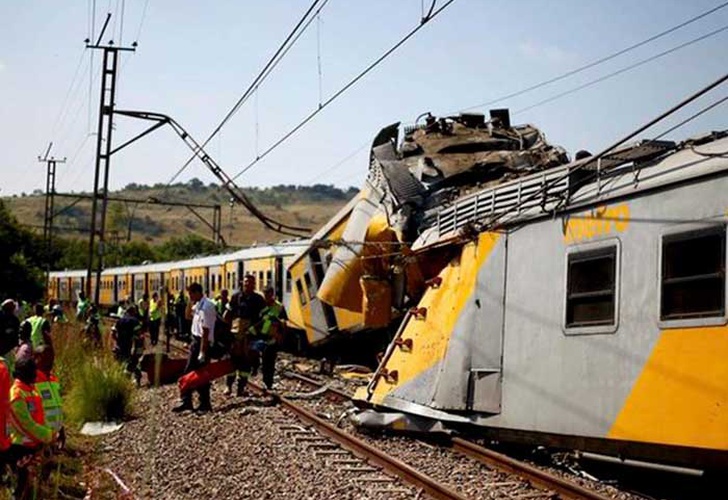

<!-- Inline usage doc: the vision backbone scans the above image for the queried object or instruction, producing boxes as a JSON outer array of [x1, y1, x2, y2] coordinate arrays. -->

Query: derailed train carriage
[[308, 110, 728, 470]]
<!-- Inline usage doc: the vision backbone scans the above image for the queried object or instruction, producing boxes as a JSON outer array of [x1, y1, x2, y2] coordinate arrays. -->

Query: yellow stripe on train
[[609, 326, 728, 449]]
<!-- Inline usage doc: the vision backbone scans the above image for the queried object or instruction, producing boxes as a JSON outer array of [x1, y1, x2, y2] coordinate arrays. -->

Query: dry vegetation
[[5, 183, 354, 247]]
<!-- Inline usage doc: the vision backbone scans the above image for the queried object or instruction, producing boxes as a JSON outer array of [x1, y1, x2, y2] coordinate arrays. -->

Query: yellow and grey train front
[[347, 113, 728, 470], [286, 196, 366, 347]]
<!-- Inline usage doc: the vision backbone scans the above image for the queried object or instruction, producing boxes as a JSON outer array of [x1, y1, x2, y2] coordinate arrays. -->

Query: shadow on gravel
[[213, 397, 278, 414]]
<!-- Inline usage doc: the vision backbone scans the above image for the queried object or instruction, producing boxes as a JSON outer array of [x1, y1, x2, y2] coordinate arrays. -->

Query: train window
[[661, 227, 726, 321], [304, 271, 316, 301], [266, 271, 272, 290], [565, 245, 617, 329], [286, 271, 292, 294], [218, 275, 222, 290], [296, 279, 307, 305], [258, 271, 264, 289]]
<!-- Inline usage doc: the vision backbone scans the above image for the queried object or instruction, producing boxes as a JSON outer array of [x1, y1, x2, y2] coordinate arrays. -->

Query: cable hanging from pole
[[165, 0, 327, 187], [231, 0, 459, 182]]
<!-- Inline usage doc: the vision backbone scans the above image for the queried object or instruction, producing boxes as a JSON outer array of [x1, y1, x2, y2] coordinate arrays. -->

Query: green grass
[[54, 322, 135, 424]]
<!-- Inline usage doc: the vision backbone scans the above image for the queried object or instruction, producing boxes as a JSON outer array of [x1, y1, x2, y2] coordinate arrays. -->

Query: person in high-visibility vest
[[76, 292, 90, 321], [252, 287, 287, 390], [21, 304, 53, 354], [148, 292, 163, 347], [34, 345, 64, 447], [137, 293, 150, 324], [214, 289, 229, 316], [7, 352, 56, 499]]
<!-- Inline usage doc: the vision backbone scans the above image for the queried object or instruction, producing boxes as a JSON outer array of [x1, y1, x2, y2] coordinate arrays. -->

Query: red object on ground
[[140, 354, 187, 386], [178, 359, 234, 393]]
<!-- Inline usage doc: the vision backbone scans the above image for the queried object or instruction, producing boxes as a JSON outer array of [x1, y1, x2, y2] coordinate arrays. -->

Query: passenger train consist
[[48, 242, 310, 315]]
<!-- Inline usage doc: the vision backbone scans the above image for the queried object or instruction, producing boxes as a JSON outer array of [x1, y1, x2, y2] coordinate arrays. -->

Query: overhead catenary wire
[[165, 0, 327, 187], [458, 0, 728, 113], [652, 94, 728, 142], [134, 0, 151, 42], [558, 92, 728, 214], [119, 0, 126, 45], [231, 0, 459, 182], [48, 50, 89, 144], [483, 72, 728, 233], [514, 24, 728, 116], [303, 141, 369, 185]]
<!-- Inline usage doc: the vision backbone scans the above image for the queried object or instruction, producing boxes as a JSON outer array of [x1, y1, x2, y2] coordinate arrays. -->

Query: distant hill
[[5, 180, 357, 248]]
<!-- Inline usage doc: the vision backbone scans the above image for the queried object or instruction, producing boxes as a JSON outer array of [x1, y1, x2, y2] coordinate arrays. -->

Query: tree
[[157, 235, 219, 262], [53, 238, 90, 270], [107, 202, 127, 236], [0, 200, 45, 302], [187, 178, 205, 191]]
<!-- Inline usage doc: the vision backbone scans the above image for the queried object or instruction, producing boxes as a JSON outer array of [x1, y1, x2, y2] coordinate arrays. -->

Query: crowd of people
[[0, 272, 287, 497], [0, 298, 63, 499], [172, 273, 286, 413]]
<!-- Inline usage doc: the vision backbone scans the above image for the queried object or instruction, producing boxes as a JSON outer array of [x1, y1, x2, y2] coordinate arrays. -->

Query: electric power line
[[458, 0, 728, 113], [513, 24, 728, 116], [165, 0, 327, 187], [48, 50, 89, 143], [134, 0, 151, 42], [303, 141, 369, 185], [651, 94, 728, 142], [231, 0, 459, 182]]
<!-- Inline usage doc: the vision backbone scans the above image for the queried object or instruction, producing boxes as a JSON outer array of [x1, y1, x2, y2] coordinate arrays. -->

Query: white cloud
[[518, 40, 573, 64], [0, 62, 5, 71]]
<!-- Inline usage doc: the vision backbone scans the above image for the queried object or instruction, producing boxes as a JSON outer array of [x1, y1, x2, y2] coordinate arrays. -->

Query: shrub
[[53, 322, 135, 424], [65, 356, 134, 423]]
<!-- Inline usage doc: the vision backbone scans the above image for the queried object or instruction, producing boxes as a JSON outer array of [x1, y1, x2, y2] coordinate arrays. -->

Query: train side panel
[[360, 140, 728, 468]]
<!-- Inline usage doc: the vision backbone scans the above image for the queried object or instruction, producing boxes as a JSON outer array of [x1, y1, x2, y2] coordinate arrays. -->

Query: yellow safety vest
[[149, 300, 162, 321], [27, 316, 48, 349], [260, 301, 284, 336], [36, 372, 63, 432]]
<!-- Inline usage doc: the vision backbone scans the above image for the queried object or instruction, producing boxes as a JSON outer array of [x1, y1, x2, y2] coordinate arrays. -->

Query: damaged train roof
[[366, 109, 571, 242]]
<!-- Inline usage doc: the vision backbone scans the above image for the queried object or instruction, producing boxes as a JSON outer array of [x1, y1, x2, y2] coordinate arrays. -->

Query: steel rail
[[280, 370, 353, 401], [247, 381, 467, 500], [449, 437, 610, 500], [279, 365, 612, 500]]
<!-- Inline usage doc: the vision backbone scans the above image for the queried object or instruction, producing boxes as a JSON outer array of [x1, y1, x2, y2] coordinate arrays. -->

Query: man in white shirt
[[172, 283, 217, 413]]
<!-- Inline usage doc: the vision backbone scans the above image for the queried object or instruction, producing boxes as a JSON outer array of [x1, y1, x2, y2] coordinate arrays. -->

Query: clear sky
[[1, 0, 726, 197]]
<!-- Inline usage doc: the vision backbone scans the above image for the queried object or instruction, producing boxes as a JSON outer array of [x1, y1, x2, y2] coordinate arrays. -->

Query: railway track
[[114, 329, 618, 499], [278, 370, 615, 500]]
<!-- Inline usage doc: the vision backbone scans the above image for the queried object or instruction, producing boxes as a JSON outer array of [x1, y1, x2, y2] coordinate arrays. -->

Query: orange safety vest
[[8, 379, 50, 448], [0, 358, 10, 451]]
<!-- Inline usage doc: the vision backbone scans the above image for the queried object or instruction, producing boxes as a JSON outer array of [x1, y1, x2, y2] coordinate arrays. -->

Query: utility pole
[[84, 13, 136, 303], [40, 144, 66, 271], [228, 197, 235, 244], [213, 204, 222, 247]]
